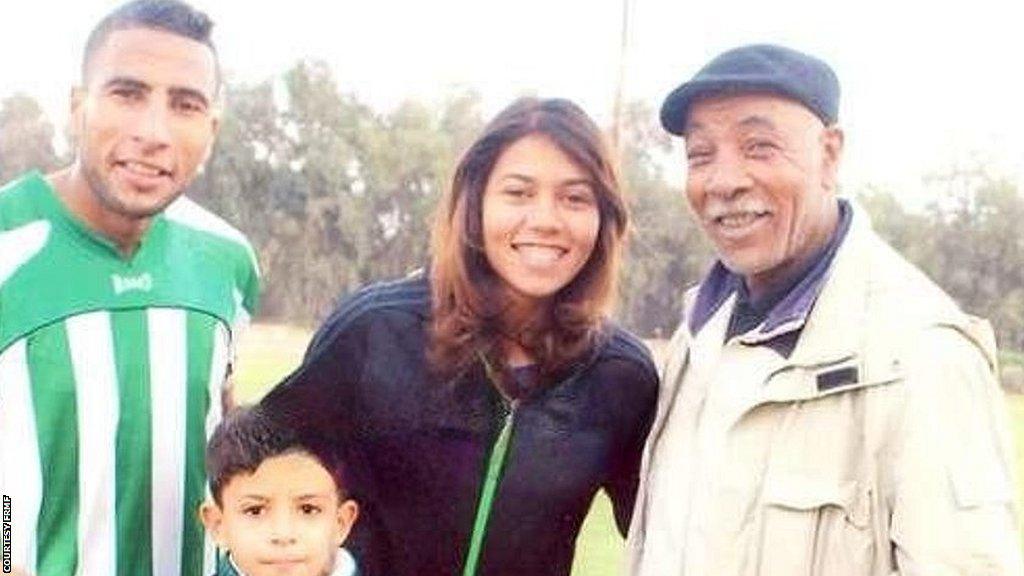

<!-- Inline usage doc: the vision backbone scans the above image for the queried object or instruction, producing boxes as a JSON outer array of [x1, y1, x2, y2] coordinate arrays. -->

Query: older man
[[0, 1, 258, 574], [626, 44, 1022, 575]]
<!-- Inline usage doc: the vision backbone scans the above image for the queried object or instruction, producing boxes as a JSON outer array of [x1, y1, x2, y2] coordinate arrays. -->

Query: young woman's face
[[481, 134, 601, 312]]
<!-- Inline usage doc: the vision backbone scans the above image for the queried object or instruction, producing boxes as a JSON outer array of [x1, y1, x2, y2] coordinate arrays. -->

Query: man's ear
[[820, 125, 845, 191], [334, 499, 360, 546], [199, 500, 228, 548]]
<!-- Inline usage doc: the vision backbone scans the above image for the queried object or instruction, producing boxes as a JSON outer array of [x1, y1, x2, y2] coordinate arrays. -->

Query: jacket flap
[[761, 356, 900, 403], [763, 474, 858, 511]]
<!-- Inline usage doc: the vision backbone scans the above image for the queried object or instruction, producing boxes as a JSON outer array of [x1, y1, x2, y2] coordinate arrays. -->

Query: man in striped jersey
[[0, 1, 260, 574]]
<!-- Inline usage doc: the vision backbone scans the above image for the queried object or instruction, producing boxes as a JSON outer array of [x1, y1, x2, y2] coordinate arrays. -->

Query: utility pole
[[610, 0, 633, 155]]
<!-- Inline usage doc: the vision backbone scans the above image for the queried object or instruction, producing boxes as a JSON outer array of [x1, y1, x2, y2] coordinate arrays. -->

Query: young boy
[[200, 406, 359, 576]]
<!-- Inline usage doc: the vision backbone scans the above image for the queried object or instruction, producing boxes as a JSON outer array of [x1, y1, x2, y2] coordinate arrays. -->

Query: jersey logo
[[111, 272, 153, 295]]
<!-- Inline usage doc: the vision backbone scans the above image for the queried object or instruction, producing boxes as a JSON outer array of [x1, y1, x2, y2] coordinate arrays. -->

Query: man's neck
[[48, 166, 150, 257], [745, 202, 841, 302]]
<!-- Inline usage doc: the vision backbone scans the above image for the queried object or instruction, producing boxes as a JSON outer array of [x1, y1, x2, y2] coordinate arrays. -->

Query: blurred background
[[3, 1, 1022, 570]]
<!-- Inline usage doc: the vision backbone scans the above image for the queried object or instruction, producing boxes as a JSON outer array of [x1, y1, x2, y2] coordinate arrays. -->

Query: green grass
[[1004, 350, 1024, 368], [572, 494, 623, 576], [235, 325, 1024, 575], [234, 324, 310, 403]]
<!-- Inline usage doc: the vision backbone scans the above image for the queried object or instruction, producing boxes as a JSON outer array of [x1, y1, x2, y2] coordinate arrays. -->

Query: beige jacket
[[625, 208, 1023, 575]]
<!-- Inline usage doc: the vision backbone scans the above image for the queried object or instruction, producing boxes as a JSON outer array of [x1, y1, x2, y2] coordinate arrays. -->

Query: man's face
[[683, 93, 843, 295], [201, 452, 358, 576], [71, 26, 219, 224]]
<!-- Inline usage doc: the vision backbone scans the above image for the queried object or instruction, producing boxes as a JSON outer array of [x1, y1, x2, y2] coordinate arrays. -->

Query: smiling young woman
[[429, 98, 628, 381], [261, 98, 658, 576]]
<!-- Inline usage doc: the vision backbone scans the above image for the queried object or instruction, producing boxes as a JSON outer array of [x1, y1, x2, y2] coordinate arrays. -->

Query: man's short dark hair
[[205, 406, 349, 506], [82, 0, 218, 84]]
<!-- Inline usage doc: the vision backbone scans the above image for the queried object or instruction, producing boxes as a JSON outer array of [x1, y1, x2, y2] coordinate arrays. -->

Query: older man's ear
[[821, 126, 845, 192]]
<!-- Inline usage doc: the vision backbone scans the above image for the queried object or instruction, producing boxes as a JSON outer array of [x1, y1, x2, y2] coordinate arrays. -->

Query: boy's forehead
[[222, 452, 339, 500]]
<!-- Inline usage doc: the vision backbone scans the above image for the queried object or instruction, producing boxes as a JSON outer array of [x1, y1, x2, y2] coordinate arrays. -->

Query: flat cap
[[660, 44, 840, 135]]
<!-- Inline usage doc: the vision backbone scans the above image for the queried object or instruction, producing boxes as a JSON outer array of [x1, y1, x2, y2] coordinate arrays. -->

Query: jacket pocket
[[758, 474, 874, 576]]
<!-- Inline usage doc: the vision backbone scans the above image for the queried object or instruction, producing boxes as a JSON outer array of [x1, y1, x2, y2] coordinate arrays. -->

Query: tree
[[924, 169, 1024, 350], [617, 100, 713, 336], [0, 93, 59, 182], [191, 61, 487, 324], [181, 66, 1024, 355], [857, 169, 1024, 352], [191, 78, 293, 315], [855, 185, 932, 264]]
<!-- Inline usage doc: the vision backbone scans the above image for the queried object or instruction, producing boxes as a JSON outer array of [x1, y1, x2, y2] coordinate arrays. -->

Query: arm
[[219, 308, 251, 413], [889, 321, 1023, 575], [257, 304, 366, 444], [258, 289, 398, 576], [222, 240, 261, 411], [602, 356, 660, 536]]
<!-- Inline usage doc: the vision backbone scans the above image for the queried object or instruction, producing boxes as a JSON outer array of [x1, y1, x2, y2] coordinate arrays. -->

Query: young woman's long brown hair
[[428, 97, 629, 384]]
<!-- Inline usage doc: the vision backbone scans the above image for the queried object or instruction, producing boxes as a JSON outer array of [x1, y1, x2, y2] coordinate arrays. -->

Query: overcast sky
[[2, 0, 1021, 201]]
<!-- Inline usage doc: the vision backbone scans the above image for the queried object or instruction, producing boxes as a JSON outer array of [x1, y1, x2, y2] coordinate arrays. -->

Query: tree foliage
[[857, 169, 1024, 351], [616, 100, 712, 336], [0, 93, 59, 182], [190, 61, 485, 322], [4, 70, 1023, 354]]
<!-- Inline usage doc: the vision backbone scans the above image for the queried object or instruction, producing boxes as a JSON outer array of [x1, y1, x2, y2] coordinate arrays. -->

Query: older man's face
[[683, 93, 843, 297]]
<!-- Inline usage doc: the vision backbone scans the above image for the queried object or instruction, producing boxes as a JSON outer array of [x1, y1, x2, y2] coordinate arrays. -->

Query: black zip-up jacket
[[260, 275, 658, 576]]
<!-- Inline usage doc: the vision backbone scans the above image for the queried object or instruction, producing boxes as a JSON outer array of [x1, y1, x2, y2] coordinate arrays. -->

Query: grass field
[[235, 323, 1024, 575], [1003, 349, 1024, 367]]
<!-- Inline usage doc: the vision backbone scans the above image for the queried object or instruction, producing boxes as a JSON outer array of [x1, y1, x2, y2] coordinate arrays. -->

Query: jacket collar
[[783, 200, 873, 367]]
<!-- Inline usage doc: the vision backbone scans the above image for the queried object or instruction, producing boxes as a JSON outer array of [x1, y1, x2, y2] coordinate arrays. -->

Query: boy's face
[[201, 452, 358, 576]]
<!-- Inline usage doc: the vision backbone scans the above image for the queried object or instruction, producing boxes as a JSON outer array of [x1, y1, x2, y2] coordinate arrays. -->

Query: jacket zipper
[[462, 354, 519, 576], [462, 403, 516, 576]]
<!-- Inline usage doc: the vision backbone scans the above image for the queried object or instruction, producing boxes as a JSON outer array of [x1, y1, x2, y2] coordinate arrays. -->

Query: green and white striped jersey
[[0, 172, 260, 576]]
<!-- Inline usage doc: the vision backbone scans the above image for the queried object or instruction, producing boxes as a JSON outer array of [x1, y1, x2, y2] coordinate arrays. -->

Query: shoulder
[[852, 231, 999, 404], [307, 274, 431, 357], [860, 234, 978, 344], [163, 196, 258, 273], [588, 323, 659, 392], [827, 228, 994, 386], [0, 172, 50, 229], [163, 195, 250, 246], [901, 318, 998, 395], [599, 324, 656, 369], [832, 209, 964, 329], [0, 174, 56, 292], [324, 274, 431, 329], [573, 324, 659, 431]]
